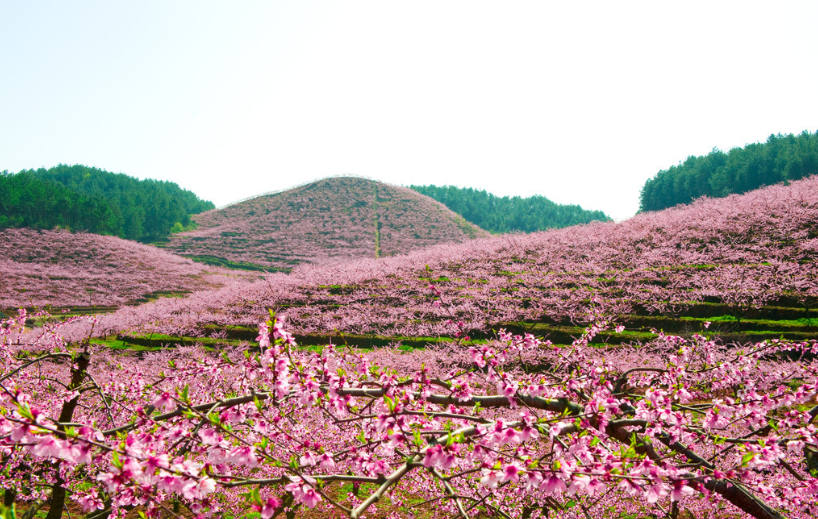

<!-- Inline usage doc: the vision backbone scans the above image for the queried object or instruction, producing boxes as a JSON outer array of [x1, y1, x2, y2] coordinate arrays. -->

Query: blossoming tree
[[1, 309, 816, 518]]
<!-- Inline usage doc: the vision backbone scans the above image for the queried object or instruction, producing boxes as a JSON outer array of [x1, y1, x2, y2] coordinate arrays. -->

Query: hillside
[[410, 184, 610, 233], [13, 177, 818, 519], [62, 175, 818, 349], [162, 176, 490, 271], [640, 129, 818, 211], [0, 228, 252, 310], [0, 164, 215, 241]]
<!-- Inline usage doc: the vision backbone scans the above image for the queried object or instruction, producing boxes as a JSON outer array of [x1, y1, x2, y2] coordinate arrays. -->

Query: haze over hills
[[162, 176, 490, 271]]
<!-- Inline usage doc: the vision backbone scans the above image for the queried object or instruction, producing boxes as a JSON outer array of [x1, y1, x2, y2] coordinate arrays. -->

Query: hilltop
[[410, 184, 610, 233], [162, 176, 489, 271]]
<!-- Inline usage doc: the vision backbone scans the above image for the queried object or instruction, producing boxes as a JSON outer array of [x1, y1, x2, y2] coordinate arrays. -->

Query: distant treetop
[[409, 185, 611, 234], [0, 164, 214, 241], [639, 130, 818, 212]]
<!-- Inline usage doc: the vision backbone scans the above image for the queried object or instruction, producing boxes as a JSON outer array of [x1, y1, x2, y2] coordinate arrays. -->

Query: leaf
[[177, 384, 190, 403], [16, 403, 34, 421], [112, 451, 123, 470], [383, 395, 396, 413], [741, 452, 755, 466]]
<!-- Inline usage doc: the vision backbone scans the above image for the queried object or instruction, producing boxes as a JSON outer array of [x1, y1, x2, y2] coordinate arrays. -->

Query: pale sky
[[1, 1, 816, 221]]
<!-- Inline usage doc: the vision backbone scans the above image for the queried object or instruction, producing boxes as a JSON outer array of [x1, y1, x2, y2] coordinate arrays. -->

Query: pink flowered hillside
[[96, 175, 818, 342], [163, 176, 489, 270], [0, 228, 249, 309]]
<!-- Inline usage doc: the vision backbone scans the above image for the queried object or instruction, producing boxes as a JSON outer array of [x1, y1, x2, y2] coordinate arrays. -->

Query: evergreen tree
[[0, 165, 214, 240], [410, 185, 610, 234], [640, 130, 818, 212]]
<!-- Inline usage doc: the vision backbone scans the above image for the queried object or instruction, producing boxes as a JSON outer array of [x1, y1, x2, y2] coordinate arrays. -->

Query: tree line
[[410, 184, 610, 234], [0, 164, 214, 241], [640, 129, 818, 212]]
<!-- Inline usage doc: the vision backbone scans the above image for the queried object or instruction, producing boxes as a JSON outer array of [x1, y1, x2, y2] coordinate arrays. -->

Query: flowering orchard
[[3, 178, 818, 518], [58, 176, 818, 346], [1, 307, 816, 518], [0, 229, 250, 310]]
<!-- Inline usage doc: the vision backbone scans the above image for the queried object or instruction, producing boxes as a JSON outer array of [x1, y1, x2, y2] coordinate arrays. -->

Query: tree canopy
[[0, 164, 214, 241], [410, 184, 610, 234], [640, 130, 818, 212]]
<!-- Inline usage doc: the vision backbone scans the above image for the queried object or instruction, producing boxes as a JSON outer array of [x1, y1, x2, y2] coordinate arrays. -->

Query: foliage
[[0, 164, 215, 241], [0, 171, 119, 235], [410, 184, 611, 233], [640, 130, 818, 212]]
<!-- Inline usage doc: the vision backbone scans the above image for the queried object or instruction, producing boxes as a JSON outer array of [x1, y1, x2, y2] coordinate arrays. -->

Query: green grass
[[182, 254, 290, 272]]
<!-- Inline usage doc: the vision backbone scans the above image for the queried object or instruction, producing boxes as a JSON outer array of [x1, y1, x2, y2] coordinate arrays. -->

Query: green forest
[[640, 130, 818, 212], [0, 164, 214, 241], [410, 185, 610, 234]]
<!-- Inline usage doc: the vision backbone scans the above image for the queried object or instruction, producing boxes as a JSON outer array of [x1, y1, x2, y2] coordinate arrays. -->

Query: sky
[[1, 1, 817, 221]]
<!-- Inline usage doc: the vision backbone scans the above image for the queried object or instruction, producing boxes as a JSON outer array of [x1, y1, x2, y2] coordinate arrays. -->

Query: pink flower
[[670, 481, 695, 502], [151, 392, 173, 410], [541, 475, 567, 494], [423, 444, 444, 468], [73, 491, 104, 512], [480, 469, 502, 488], [502, 462, 524, 484], [300, 451, 318, 467], [567, 475, 590, 495], [285, 477, 322, 509], [301, 488, 321, 509], [31, 436, 69, 459], [143, 454, 170, 471], [645, 482, 667, 503], [225, 446, 258, 468], [469, 348, 486, 368], [319, 452, 336, 470], [254, 497, 282, 519]]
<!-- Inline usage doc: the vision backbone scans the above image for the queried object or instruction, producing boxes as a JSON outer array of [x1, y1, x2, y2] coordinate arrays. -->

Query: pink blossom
[[541, 475, 567, 494]]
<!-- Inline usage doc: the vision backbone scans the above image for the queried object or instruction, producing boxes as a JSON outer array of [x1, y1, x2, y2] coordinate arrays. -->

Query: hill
[[640, 129, 818, 211], [410, 184, 610, 232], [0, 228, 252, 310], [68, 176, 818, 349], [0, 164, 215, 241], [162, 176, 490, 271]]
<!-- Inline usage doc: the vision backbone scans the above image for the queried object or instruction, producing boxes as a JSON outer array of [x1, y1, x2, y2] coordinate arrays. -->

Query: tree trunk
[[45, 352, 91, 519]]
